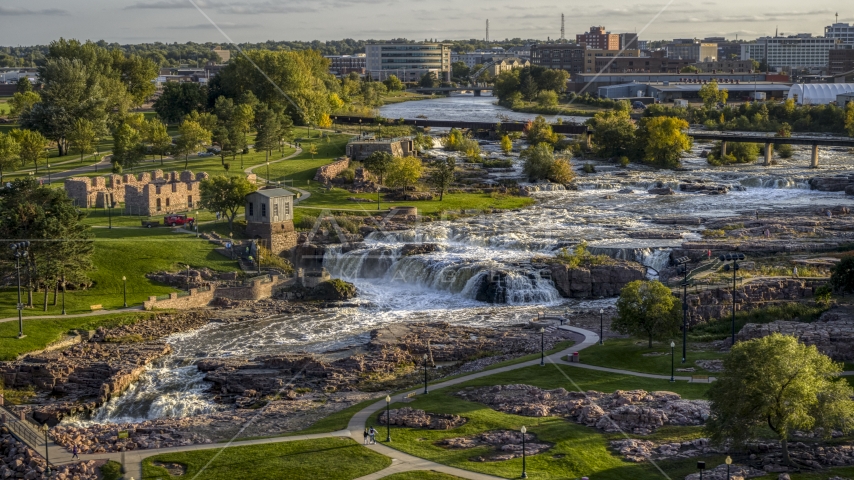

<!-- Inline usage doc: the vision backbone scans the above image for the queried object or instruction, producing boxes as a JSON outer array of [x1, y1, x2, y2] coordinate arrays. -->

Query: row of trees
[[494, 67, 570, 108], [587, 105, 693, 168], [0, 178, 94, 310]]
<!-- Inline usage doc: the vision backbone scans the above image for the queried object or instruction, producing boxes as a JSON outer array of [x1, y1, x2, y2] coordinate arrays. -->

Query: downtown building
[[666, 39, 718, 61], [741, 34, 842, 71], [366, 42, 452, 82]]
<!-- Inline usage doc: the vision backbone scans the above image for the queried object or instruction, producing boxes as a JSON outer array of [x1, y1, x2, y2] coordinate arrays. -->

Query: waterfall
[[588, 246, 672, 273]]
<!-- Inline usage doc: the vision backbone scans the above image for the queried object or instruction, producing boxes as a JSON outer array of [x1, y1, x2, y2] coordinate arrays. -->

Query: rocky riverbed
[[0, 432, 101, 480]]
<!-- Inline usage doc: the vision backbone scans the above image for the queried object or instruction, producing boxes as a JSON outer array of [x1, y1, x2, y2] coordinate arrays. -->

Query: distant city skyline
[[0, 0, 850, 46]]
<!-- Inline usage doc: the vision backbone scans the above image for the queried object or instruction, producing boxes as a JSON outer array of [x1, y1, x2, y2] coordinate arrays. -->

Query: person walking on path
[[369, 426, 377, 444], [71, 444, 79, 459], [793, 266, 799, 278], [363, 427, 369, 445]]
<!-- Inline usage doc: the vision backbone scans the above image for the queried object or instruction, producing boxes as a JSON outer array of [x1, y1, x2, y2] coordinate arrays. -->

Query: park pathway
[[0, 306, 144, 325], [22, 322, 854, 479], [242, 146, 312, 203]]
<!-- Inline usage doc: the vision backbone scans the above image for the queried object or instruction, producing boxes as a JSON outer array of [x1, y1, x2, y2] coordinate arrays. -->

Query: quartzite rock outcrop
[[548, 261, 645, 299], [455, 385, 709, 435], [737, 309, 854, 361]]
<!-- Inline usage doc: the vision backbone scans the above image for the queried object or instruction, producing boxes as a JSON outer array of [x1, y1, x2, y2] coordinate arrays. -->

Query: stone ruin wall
[[314, 157, 350, 184], [64, 170, 209, 215], [682, 278, 825, 325]]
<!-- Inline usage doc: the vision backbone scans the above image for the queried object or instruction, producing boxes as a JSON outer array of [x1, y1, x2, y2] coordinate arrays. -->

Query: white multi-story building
[[825, 22, 854, 45], [366, 42, 452, 82], [740, 34, 841, 70], [451, 48, 515, 68]]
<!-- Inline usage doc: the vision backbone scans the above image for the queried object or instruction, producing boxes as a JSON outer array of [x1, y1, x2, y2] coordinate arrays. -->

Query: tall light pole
[[670, 341, 676, 382], [423, 353, 429, 394], [186, 264, 191, 292], [265, 161, 270, 185], [385, 394, 391, 442], [42, 423, 50, 476], [46, 163, 51, 185], [676, 256, 691, 364], [11, 242, 29, 339], [599, 308, 604, 345], [520, 426, 528, 479], [719, 253, 745, 346], [539, 327, 545, 366], [122, 276, 128, 307]]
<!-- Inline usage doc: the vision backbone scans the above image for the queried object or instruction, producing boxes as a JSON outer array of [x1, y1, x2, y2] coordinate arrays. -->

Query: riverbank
[[509, 101, 602, 118]]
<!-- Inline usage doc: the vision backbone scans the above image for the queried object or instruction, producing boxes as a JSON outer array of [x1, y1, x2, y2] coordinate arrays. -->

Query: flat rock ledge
[[377, 408, 466, 430], [436, 430, 551, 462], [737, 309, 854, 361], [455, 386, 709, 435]]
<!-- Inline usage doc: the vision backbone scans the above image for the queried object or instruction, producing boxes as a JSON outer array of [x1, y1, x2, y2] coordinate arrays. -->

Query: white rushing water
[[76, 95, 854, 425]]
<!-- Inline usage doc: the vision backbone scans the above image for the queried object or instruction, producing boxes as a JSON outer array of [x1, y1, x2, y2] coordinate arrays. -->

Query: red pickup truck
[[164, 214, 195, 227]]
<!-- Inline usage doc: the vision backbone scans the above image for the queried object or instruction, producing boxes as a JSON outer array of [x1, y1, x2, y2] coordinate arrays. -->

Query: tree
[[451, 61, 471, 79], [153, 82, 207, 125], [707, 141, 759, 165], [524, 116, 559, 145], [442, 128, 466, 151], [307, 143, 318, 159], [520, 75, 539, 101], [680, 65, 699, 73], [500, 135, 513, 154], [386, 156, 423, 193], [413, 132, 434, 151], [0, 133, 21, 182], [317, 113, 333, 129], [176, 120, 212, 169], [521, 143, 555, 181], [362, 151, 394, 185], [383, 75, 404, 92], [8, 91, 41, 119], [493, 70, 521, 106], [549, 157, 575, 184], [11, 129, 48, 173], [588, 109, 636, 159], [198, 175, 257, 233], [830, 256, 854, 293], [698, 80, 728, 109], [16, 77, 33, 93], [67, 118, 97, 163], [538, 69, 570, 94], [254, 107, 281, 162], [144, 118, 172, 163], [845, 102, 854, 138], [706, 333, 854, 465], [186, 111, 219, 133], [112, 121, 144, 173], [213, 125, 237, 167], [428, 157, 455, 200], [419, 72, 439, 88], [537, 90, 559, 107], [636, 116, 692, 169], [613, 280, 678, 348]]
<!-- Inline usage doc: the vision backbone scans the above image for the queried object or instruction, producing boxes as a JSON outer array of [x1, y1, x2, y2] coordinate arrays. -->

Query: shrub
[[815, 284, 832, 306], [482, 159, 513, 168], [702, 229, 726, 238], [582, 163, 596, 174], [101, 461, 123, 480], [618, 156, 630, 167], [298, 214, 318, 230], [777, 143, 794, 158]]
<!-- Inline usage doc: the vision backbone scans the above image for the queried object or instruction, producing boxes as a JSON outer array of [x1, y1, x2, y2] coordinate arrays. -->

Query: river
[[74, 95, 854, 425]]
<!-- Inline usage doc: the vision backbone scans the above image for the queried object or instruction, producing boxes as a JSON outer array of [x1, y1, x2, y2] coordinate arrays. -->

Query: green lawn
[[0, 227, 239, 318], [0, 311, 156, 361], [580, 338, 727, 376], [141, 437, 391, 480], [375, 362, 716, 480], [0, 97, 10, 116]]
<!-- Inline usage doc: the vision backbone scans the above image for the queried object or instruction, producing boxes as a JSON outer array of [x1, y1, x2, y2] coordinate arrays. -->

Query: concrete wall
[[214, 275, 291, 301], [345, 139, 414, 161]]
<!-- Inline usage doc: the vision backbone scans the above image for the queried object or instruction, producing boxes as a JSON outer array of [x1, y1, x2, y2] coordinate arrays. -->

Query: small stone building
[[245, 188, 298, 255], [345, 137, 414, 161]]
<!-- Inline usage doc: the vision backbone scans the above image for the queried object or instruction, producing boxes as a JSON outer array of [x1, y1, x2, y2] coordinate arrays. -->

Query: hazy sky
[[0, 0, 849, 46]]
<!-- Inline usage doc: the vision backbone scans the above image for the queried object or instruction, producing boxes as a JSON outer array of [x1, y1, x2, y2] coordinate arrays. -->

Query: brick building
[[592, 56, 694, 73], [577, 26, 619, 50], [244, 188, 298, 255], [829, 48, 854, 74], [324, 54, 367, 75], [64, 170, 209, 216]]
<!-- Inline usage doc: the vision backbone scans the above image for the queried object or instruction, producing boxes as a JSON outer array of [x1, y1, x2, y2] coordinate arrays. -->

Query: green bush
[[100, 461, 123, 480], [618, 156, 630, 167], [815, 284, 832, 306], [776, 143, 794, 158], [830, 256, 854, 293], [481, 159, 513, 168], [582, 163, 596, 174], [702, 229, 726, 238], [298, 214, 318, 230]]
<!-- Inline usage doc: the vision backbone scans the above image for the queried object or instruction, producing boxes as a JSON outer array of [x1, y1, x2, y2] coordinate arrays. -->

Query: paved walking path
[[0, 306, 144, 324], [243, 146, 312, 203], [22, 322, 854, 479]]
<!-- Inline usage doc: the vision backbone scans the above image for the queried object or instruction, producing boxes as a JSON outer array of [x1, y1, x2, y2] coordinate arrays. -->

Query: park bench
[[690, 375, 710, 383], [89, 304, 103, 311]]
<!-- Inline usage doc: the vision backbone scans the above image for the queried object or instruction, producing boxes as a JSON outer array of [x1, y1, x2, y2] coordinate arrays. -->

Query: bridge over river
[[689, 132, 854, 168]]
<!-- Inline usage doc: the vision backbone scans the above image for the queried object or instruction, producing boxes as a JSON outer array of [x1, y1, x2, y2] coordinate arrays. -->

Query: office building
[[829, 48, 854, 74], [619, 33, 639, 50], [584, 49, 640, 73], [741, 34, 842, 70], [666, 39, 718, 61], [366, 42, 451, 82], [324, 54, 366, 75], [530, 43, 585, 73], [576, 26, 620, 50], [825, 22, 854, 45]]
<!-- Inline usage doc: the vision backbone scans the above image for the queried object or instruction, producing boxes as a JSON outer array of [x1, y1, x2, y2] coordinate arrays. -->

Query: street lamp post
[[520, 426, 528, 479], [107, 202, 113, 229], [599, 308, 604, 345], [539, 327, 545, 366], [561, 308, 567, 326], [122, 276, 127, 307], [385, 395, 391, 442], [42, 424, 50, 476], [60, 276, 66, 315], [725, 456, 732, 479], [670, 341, 676, 382], [697, 461, 706, 480], [719, 253, 746, 346], [676, 256, 690, 364], [265, 162, 270, 185], [423, 353, 429, 394], [359, 118, 362, 136], [186, 265, 191, 293], [46, 163, 51, 185], [11, 242, 29, 339]]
